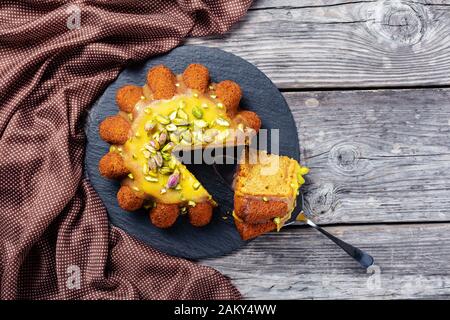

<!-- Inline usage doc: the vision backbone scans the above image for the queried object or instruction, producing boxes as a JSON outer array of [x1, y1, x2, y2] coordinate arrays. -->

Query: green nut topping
[[193, 119, 208, 128], [177, 108, 188, 120], [192, 181, 201, 190], [188, 200, 196, 207], [145, 176, 158, 182], [159, 166, 174, 175], [215, 117, 230, 127], [155, 114, 170, 125], [165, 123, 178, 132], [169, 110, 177, 121], [192, 106, 203, 119]]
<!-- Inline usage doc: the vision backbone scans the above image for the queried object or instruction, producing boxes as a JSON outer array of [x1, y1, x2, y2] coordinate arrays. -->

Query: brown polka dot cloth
[[0, 0, 252, 300]]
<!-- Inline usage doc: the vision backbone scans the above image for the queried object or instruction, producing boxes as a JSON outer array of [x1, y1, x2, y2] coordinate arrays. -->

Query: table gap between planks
[[186, 0, 450, 299]]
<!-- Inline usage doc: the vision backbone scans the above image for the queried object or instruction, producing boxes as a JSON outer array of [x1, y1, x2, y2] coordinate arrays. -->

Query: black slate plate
[[85, 45, 301, 260]]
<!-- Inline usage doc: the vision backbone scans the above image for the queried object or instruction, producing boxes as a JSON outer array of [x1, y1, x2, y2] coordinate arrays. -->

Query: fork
[[287, 212, 374, 269]]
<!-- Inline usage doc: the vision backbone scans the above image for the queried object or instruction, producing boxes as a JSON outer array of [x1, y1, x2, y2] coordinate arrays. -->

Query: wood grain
[[187, 0, 450, 88], [204, 223, 450, 299], [285, 88, 450, 224]]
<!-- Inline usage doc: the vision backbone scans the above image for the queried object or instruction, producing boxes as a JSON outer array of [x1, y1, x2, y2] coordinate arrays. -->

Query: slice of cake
[[233, 149, 309, 240], [98, 64, 261, 229]]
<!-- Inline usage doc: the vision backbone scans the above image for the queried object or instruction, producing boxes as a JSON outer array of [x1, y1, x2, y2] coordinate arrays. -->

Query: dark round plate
[[85, 45, 301, 260]]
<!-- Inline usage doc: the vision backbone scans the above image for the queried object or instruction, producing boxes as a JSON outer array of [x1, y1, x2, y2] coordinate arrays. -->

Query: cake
[[98, 64, 261, 228], [233, 149, 309, 240]]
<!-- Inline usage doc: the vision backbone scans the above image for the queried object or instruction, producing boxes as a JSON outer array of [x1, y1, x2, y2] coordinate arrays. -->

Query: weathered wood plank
[[187, 0, 450, 88], [204, 223, 450, 299], [286, 88, 450, 224]]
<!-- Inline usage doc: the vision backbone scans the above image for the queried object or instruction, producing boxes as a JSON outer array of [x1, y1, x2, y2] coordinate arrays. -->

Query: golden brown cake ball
[[99, 115, 130, 145], [146, 65, 176, 100], [187, 202, 213, 227], [116, 85, 143, 113], [149, 203, 180, 228], [216, 80, 242, 117], [98, 152, 129, 179], [182, 64, 210, 93], [117, 185, 144, 211], [237, 110, 261, 133]]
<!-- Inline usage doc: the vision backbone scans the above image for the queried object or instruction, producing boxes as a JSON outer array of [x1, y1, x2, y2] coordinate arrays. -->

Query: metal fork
[[286, 212, 374, 269]]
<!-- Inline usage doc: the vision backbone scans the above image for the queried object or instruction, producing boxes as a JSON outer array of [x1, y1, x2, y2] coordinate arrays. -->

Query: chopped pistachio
[[193, 93, 199, 98], [168, 158, 177, 170], [169, 133, 180, 144], [216, 102, 224, 109], [155, 114, 170, 124], [188, 200, 196, 207], [208, 85, 214, 90], [172, 118, 189, 126], [128, 113, 133, 121], [160, 188, 167, 194], [178, 100, 186, 109], [144, 120, 156, 132], [193, 119, 208, 128], [262, 196, 268, 202], [132, 154, 137, 160], [169, 110, 177, 121], [162, 152, 172, 161], [132, 186, 140, 192], [140, 95, 145, 100], [127, 173, 134, 180], [177, 108, 188, 120], [161, 142, 175, 153], [215, 117, 230, 127], [142, 150, 151, 159], [175, 83, 180, 87], [134, 132, 141, 138], [210, 94, 217, 99], [159, 166, 173, 175], [181, 131, 192, 143], [144, 107, 151, 114], [145, 176, 158, 182], [192, 106, 203, 119], [158, 131, 167, 145], [109, 145, 117, 153], [201, 103, 209, 109], [166, 123, 178, 132], [175, 185, 182, 191], [192, 181, 201, 190], [153, 153, 163, 167], [142, 163, 149, 175]]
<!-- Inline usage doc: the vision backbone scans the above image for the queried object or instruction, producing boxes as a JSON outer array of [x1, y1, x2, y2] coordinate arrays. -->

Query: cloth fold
[[0, 0, 251, 300]]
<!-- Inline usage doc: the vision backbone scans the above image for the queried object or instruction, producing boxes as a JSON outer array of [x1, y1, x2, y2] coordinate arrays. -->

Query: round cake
[[98, 63, 261, 229]]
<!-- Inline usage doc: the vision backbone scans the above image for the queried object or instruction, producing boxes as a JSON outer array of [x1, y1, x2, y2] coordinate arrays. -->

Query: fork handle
[[306, 219, 374, 269]]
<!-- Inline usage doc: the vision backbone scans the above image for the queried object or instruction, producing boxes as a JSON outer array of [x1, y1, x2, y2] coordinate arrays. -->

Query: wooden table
[[188, 0, 450, 299]]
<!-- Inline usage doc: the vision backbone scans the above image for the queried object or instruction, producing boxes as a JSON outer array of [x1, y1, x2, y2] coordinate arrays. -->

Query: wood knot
[[303, 183, 337, 217], [328, 142, 372, 176], [366, 0, 428, 45]]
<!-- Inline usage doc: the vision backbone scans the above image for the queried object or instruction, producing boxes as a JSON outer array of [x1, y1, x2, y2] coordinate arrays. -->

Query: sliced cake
[[233, 149, 309, 240]]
